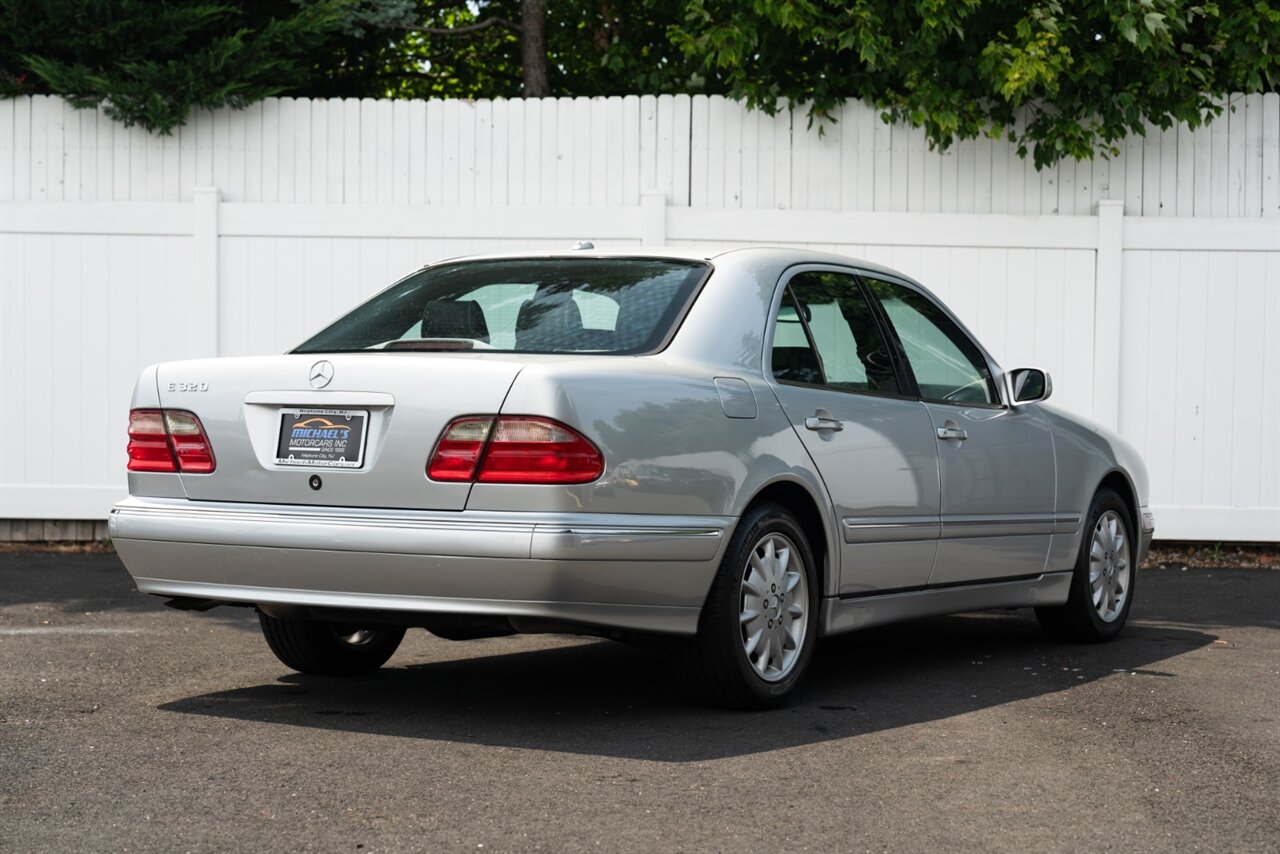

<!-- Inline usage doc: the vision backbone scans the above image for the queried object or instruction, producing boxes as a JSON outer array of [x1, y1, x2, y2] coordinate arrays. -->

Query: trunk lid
[[156, 353, 527, 510]]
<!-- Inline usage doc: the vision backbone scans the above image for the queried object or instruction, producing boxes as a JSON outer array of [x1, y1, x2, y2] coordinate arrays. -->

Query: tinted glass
[[770, 290, 824, 385], [864, 278, 997, 405], [294, 259, 708, 354], [782, 272, 900, 395]]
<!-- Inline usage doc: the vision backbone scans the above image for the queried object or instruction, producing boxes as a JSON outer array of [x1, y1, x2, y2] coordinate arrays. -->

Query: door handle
[[805, 416, 844, 432], [936, 426, 968, 441]]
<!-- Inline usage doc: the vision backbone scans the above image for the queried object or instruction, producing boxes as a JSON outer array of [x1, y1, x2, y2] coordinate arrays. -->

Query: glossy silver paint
[[110, 247, 1152, 639]]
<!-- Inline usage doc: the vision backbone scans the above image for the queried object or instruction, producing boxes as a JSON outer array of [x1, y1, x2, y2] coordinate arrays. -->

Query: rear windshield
[[293, 258, 709, 355]]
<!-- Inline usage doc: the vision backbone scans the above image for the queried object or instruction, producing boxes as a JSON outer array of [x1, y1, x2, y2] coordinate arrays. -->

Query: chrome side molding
[[843, 513, 1081, 543]]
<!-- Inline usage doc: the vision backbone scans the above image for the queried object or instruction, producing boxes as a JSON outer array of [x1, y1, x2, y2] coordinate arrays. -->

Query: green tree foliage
[[0, 1, 705, 127], [3, 1, 1276, 166], [0, 0, 382, 132], [669, 0, 1280, 167], [343, 0, 704, 100]]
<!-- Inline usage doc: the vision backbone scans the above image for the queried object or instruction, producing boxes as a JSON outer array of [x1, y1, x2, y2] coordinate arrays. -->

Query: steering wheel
[[942, 378, 990, 403]]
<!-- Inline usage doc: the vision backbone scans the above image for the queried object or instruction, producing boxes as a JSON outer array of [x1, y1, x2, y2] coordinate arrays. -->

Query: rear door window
[[771, 271, 901, 395]]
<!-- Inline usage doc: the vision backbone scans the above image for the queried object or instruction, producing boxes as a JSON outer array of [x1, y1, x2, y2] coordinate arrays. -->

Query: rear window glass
[[294, 258, 709, 355]]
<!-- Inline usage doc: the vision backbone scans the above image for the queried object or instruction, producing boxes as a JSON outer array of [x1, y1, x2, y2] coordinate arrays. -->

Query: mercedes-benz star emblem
[[308, 360, 334, 389]]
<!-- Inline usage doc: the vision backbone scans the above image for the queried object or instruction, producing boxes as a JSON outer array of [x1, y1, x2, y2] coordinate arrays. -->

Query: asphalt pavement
[[1, 553, 1277, 852]]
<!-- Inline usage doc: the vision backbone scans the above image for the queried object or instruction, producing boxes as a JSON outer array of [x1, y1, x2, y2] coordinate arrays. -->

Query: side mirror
[[1009, 368, 1052, 404]]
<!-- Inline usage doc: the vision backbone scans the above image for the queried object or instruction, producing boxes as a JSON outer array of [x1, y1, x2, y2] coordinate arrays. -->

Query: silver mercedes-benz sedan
[[110, 248, 1154, 708]]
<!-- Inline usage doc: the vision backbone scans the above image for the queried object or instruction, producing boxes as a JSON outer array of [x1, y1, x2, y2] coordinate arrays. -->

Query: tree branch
[[399, 18, 522, 38]]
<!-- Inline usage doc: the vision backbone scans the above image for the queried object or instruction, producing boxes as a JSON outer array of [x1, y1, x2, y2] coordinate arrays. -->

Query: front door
[[861, 274, 1056, 585], [766, 268, 941, 595]]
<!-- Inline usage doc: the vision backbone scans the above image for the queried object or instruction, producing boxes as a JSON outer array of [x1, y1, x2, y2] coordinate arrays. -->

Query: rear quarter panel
[[469, 357, 829, 523]]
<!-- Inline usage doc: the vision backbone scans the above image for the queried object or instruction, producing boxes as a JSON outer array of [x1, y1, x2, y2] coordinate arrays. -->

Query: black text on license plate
[[275, 408, 368, 469]]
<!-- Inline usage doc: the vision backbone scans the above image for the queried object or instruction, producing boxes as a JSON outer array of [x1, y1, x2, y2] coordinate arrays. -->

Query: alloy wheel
[[1089, 510, 1131, 623], [739, 533, 809, 682]]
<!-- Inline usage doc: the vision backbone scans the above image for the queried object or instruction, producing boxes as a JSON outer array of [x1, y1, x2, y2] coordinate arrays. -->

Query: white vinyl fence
[[1, 94, 1278, 540]]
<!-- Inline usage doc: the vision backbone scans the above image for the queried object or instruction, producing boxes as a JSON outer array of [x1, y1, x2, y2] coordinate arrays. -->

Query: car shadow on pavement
[[0, 554, 157, 614], [0, 553, 263, 632], [158, 610, 1215, 762]]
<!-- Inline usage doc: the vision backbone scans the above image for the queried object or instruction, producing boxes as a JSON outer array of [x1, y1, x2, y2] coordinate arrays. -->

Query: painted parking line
[[0, 627, 146, 635]]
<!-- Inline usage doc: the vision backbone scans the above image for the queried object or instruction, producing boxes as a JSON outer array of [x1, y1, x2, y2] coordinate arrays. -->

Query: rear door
[[859, 273, 1056, 584], [766, 268, 941, 595]]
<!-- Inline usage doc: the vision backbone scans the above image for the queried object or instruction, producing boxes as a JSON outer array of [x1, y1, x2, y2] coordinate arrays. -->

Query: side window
[[863, 277, 997, 405], [785, 272, 901, 395], [770, 290, 824, 385]]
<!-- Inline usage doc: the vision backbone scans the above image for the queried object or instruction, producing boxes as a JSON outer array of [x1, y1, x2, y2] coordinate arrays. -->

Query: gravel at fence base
[[1147, 542, 1279, 570]]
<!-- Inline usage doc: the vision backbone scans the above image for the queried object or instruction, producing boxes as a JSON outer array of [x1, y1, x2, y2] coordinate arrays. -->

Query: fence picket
[[1263, 93, 1280, 216], [1244, 93, 1265, 217]]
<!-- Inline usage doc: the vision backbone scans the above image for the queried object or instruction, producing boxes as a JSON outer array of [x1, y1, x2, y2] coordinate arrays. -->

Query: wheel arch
[[1097, 468, 1141, 540], [740, 477, 838, 598]]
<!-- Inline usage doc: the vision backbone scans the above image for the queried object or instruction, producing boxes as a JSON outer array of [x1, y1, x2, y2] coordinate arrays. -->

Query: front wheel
[[681, 503, 819, 709], [1036, 489, 1136, 642], [258, 612, 405, 675]]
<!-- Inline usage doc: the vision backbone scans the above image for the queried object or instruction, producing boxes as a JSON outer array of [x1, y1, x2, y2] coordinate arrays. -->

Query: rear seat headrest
[[421, 300, 489, 342]]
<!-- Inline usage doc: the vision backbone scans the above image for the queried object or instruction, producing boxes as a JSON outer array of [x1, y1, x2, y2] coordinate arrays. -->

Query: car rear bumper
[[109, 496, 733, 635]]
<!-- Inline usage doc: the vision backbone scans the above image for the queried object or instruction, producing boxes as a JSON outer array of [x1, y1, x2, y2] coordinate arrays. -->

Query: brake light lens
[[427, 417, 493, 481], [427, 416, 603, 484], [126, 410, 175, 472], [127, 409, 216, 473], [164, 411, 216, 473]]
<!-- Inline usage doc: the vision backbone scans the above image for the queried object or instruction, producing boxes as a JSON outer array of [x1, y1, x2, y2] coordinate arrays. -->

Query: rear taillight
[[127, 409, 216, 473], [427, 416, 603, 485], [476, 417, 604, 484], [427, 417, 494, 482], [163, 411, 216, 473], [126, 410, 174, 472]]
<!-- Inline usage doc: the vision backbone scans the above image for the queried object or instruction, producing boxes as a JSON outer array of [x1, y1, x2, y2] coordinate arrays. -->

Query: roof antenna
[[571, 240, 594, 250]]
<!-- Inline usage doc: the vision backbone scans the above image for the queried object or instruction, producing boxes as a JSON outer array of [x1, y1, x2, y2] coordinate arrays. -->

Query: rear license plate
[[275, 408, 368, 469]]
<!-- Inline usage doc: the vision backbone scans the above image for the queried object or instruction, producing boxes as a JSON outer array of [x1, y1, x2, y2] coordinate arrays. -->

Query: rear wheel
[[1036, 489, 1135, 642], [681, 503, 819, 709], [258, 612, 405, 675]]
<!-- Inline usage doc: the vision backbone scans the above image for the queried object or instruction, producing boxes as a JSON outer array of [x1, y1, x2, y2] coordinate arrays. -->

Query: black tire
[[680, 502, 820, 709], [258, 612, 405, 675], [1036, 488, 1136, 643]]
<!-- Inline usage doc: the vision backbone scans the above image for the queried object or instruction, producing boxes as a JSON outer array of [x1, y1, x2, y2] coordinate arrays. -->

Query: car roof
[[426, 246, 908, 281]]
